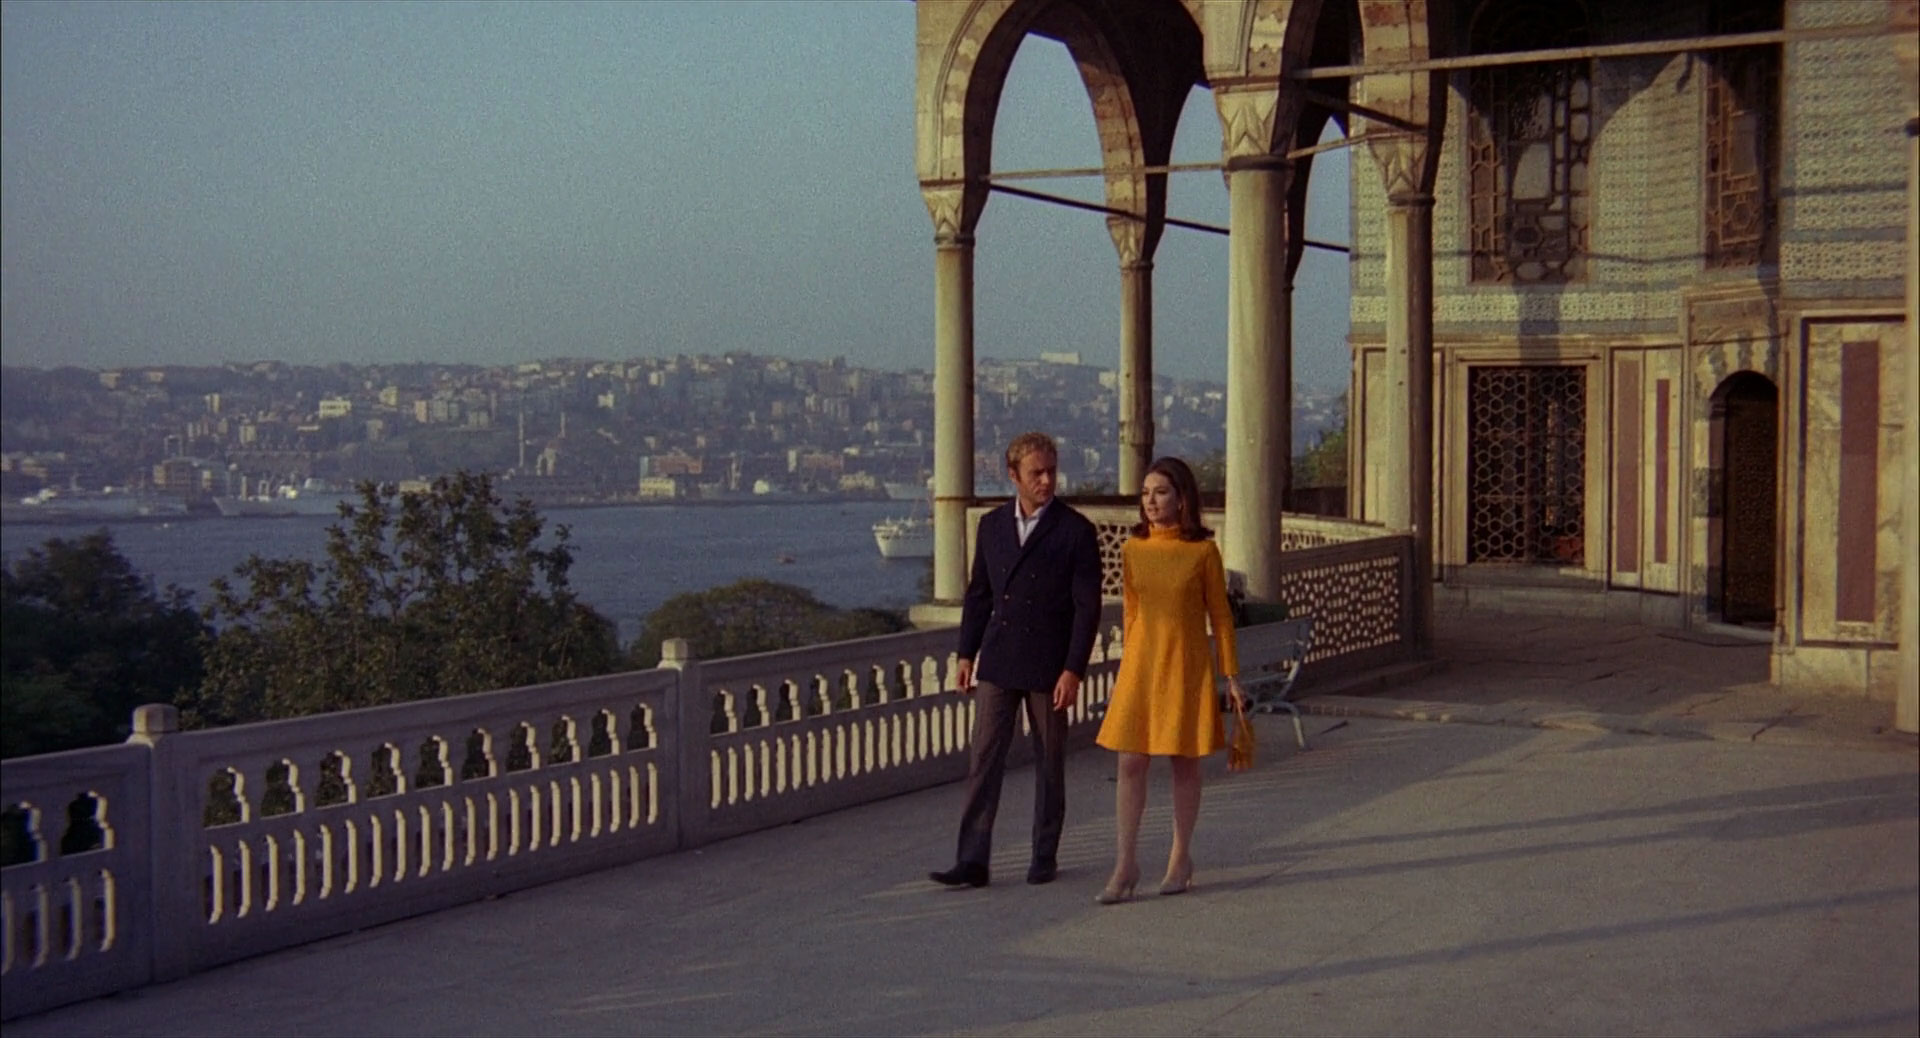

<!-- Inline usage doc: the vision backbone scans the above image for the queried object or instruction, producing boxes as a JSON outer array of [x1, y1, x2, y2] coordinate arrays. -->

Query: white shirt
[[1015, 499, 1050, 546]]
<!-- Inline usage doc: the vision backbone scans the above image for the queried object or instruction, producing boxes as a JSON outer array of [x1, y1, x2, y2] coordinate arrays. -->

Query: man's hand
[[953, 658, 975, 694], [1051, 671, 1082, 711]]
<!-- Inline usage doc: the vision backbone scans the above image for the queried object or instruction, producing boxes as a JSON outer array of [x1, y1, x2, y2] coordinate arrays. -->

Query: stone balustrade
[[972, 503, 1388, 598], [2, 531, 1414, 1020]]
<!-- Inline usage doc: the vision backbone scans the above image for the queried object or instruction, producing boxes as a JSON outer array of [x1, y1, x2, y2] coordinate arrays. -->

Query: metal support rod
[[1287, 133, 1370, 161], [984, 160, 1225, 183], [1299, 88, 1427, 135], [983, 182, 1351, 254], [1292, 22, 1901, 80], [985, 127, 1375, 185]]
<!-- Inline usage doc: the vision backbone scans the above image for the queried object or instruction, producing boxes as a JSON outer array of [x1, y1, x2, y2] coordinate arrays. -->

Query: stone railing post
[[127, 703, 193, 983], [657, 638, 711, 850]]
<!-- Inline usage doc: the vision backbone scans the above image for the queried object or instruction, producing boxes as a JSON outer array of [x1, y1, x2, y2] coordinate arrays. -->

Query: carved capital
[[1213, 84, 1306, 161], [1366, 133, 1435, 203], [1106, 216, 1148, 266], [920, 182, 985, 246]]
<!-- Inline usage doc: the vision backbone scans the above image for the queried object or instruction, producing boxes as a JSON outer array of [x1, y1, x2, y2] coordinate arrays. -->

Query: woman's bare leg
[[1108, 752, 1149, 893], [1165, 755, 1202, 886]]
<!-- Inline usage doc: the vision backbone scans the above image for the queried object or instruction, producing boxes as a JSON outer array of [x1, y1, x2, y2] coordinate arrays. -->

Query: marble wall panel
[[1797, 319, 1903, 646], [1613, 349, 1686, 594]]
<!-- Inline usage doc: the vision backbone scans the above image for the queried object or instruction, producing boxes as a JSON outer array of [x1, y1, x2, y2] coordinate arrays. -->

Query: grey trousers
[[954, 680, 1069, 867]]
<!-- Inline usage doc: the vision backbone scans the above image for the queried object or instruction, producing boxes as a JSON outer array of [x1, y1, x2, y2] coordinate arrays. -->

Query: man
[[930, 431, 1103, 888]]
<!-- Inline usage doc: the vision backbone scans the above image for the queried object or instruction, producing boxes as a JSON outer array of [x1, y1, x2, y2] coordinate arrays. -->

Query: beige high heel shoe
[[1159, 861, 1194, 896], [1096, 865, 1139, 905]]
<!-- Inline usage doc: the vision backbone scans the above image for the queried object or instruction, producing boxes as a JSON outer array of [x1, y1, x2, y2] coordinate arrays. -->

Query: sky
[[0, 0, 1352, 387]]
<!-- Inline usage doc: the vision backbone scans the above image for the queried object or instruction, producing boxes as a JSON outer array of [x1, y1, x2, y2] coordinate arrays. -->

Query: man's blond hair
[[1005, 431, 1058, 472]]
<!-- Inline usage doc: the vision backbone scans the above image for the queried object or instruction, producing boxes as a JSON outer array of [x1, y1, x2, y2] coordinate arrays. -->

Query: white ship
[[883, 480, 931, 501], [7, 487, 187, 522], [212, 495, 298, 518], [872, 515, 934, 559], [213, 479, 353, 518]]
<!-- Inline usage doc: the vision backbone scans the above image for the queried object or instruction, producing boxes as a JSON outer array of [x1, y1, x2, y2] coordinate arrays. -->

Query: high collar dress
[[1095, 526, 1241, 757]]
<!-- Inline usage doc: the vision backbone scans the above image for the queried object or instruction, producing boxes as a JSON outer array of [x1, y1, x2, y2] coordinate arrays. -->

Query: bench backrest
[[1236, 617, 1314, 671]]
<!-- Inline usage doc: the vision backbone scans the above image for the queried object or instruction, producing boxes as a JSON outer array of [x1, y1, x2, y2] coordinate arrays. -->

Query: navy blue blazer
[[956, 500, 1103, 693]]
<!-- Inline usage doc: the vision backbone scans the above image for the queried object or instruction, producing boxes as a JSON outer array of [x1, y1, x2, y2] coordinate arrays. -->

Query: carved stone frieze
[[1686, 290, 1781, 346]]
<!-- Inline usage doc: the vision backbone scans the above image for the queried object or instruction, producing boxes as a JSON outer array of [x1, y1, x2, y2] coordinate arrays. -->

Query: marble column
[[1224, 155, 1292, 603], [1367, 124, 1442, 652], [931, 234, 975, 604], [1385, 191, 1436, 650], [1894, 0, 1919, 733], [1118, 259, 1155, 493]]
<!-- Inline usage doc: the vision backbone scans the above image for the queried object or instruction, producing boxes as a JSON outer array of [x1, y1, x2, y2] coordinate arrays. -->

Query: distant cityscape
[[0, 351, 1345, 519]]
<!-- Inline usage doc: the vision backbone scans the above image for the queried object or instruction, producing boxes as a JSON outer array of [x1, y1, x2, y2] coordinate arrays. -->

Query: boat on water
[[211, 495, 299, 518], [883, 480, 932, 502], [872, 515, 933, 559], [212, 479, 353, 518], [5, 487, 188, 523]]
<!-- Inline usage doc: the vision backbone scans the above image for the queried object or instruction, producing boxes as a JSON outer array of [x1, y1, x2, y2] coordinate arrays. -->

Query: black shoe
[[929, 862, 989, 888], [1026, 858, 1058, 885]]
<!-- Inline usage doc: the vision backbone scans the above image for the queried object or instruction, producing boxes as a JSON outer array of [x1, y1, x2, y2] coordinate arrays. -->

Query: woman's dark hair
[[1131, 456, 1213, 541]]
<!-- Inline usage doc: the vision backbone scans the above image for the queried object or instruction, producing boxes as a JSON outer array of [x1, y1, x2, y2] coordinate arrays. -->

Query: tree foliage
[[1191, 395, 1349, 493], [1, 532, 208, 758], [1298, 396, 1349, 489], [629, 579, 910, 668], [186, 472, 621, 726]]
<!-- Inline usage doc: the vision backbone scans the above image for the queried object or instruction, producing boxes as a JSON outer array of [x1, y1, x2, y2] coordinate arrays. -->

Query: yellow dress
[[1096, 526, 1240, 757]]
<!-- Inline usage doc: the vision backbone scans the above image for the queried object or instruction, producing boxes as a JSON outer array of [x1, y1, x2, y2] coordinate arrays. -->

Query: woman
[[1094, 456, 1244, 904]]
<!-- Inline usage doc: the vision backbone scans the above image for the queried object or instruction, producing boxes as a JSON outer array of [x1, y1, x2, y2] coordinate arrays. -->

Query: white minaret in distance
[[517, 410, 527, 472]]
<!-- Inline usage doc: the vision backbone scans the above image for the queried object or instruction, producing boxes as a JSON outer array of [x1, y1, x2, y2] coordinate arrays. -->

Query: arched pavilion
[[912, 0, 1919, 732]]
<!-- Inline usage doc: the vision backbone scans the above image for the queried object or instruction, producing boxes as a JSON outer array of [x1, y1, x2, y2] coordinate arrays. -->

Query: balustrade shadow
[[5, 709, 1913, 1036]]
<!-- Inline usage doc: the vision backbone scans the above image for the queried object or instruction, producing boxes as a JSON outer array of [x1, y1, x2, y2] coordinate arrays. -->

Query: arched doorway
[[1711, 372, 1778, 625]]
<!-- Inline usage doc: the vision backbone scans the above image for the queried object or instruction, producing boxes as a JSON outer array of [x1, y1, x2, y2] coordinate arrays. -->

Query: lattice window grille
[[1280, 552, 1405, 663], [1704, 46, 1777, 269], [1093, 522, 1130, 597], [1467, 366, 1587, 564], [1469, 61, 1591, 283], [1466, 0, 1592, 285]]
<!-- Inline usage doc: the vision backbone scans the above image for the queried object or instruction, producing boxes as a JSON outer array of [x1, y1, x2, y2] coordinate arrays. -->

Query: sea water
[[0, 499, 931, 646]]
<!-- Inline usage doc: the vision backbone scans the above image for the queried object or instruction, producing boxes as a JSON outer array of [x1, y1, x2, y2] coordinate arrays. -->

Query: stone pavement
[[1302, 614, 1915, 754], [10, 705, 1916, 1036]]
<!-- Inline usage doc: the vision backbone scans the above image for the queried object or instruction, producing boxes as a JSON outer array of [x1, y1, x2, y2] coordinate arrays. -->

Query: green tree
[[1298, 396, 1349, 488], [629, 579, 910, 669], [1, 532, 208, 758], [187, 472, 621, 726]]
